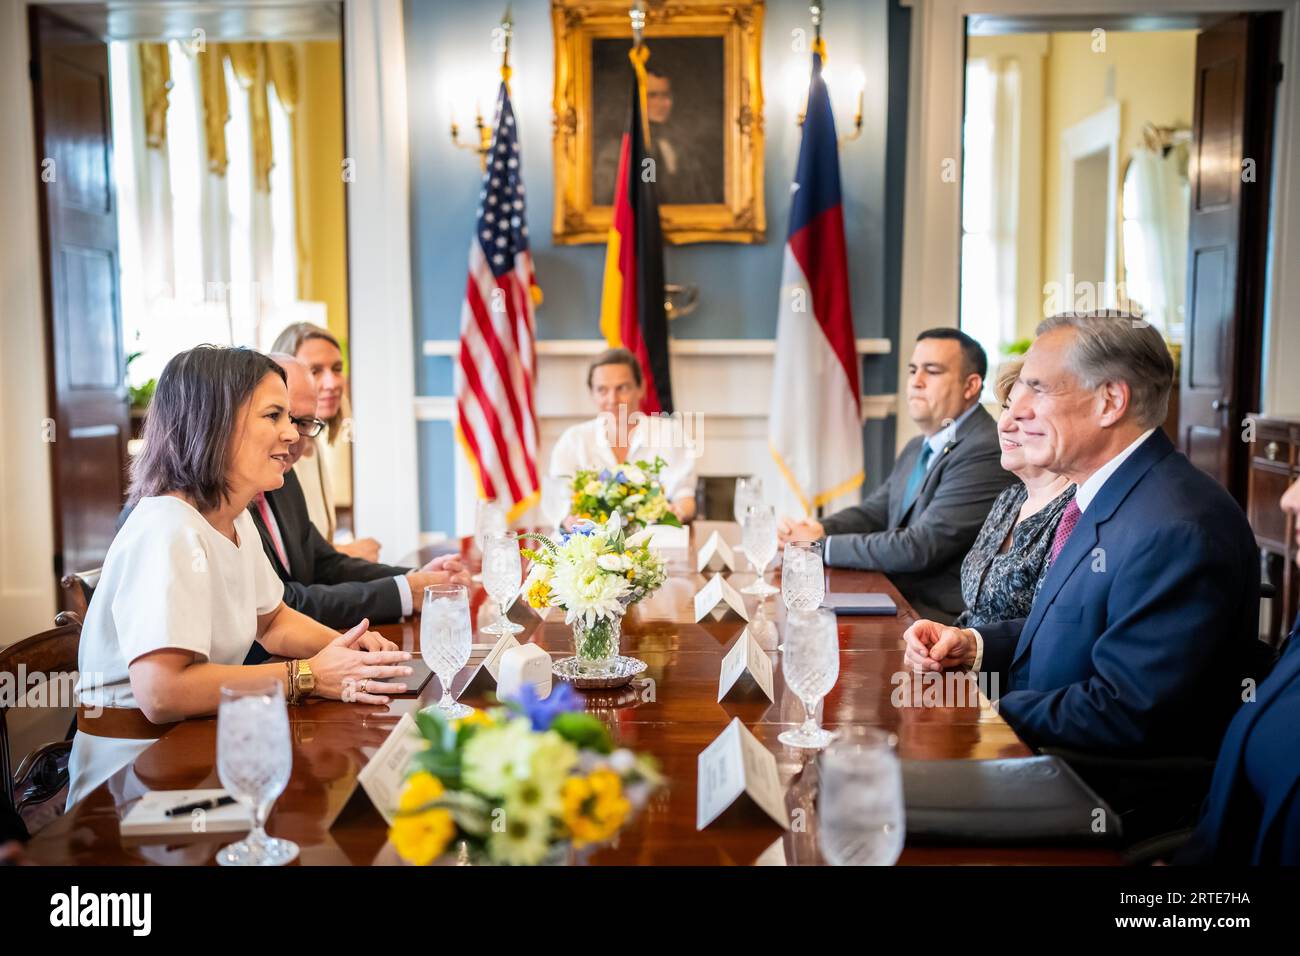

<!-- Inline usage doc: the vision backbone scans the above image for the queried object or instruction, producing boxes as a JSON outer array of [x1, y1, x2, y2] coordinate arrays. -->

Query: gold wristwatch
[[292, 659, 316, 702]]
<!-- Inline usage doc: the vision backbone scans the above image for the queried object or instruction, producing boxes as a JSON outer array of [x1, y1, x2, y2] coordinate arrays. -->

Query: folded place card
[[718, 627, 774, 702], [461, 633, 522, 697], [356, 712, 429, 825], [697, 717, 789, 831], [645, 523, 690, 552], [696, 531, 736, 573], [120, 789, 252, 838], [693, 573, 749, 623]]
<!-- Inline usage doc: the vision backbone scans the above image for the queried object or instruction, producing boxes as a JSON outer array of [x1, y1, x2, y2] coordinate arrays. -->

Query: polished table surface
[[26, 522, 1122, 865]]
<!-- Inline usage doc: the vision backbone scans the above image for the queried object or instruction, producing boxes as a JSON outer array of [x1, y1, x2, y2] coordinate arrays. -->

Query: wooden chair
[[1, 612, 82, 824], [59, 567, 101, 619]]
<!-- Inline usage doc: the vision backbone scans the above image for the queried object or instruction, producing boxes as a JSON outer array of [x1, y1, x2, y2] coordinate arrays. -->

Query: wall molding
[[422, 337, 893, 357]]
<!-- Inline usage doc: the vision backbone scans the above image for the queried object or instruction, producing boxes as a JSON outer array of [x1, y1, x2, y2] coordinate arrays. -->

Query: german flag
[[599, 45, 673, 415]]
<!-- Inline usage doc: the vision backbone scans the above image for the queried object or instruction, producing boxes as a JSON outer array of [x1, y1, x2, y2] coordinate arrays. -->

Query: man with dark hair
[[779, 328, 1014, 622], [551, 347, 698, 522]]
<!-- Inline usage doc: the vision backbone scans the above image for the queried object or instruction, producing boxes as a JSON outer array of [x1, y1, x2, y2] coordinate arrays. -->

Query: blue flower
[[508, 682, 581, 731], [614, 470, 626, 484], [598, 469, 612, 482]]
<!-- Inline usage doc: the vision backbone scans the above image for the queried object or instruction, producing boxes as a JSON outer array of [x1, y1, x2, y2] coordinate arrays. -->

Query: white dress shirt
[[967, 428, 1158, 672], [549, 413, 699, 502]]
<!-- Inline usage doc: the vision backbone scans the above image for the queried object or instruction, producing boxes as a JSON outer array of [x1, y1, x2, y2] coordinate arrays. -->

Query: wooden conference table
[[26, 522, 1121, 865]]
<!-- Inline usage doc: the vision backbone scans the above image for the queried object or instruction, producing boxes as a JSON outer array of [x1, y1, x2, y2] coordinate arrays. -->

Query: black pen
[[165, 795, 237, 817]]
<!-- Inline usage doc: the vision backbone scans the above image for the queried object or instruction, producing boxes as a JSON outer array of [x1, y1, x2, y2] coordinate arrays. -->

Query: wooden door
[[1181, 12, 1280, 504], [29, 9, 129, 582]]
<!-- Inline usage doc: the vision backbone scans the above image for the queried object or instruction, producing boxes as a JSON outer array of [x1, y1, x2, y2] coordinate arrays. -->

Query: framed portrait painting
[[551, 0, 766, 245]]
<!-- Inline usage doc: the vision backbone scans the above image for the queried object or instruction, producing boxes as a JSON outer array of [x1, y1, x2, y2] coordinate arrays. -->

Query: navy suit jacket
[[977, 429, 1259, 756], [1177, 623, 1300, 865]]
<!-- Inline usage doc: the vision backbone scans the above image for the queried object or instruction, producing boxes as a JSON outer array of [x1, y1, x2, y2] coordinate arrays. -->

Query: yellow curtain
[[138, 43, 172, 150], [227, 42, 273, 192], [196, 43, 229, 175]]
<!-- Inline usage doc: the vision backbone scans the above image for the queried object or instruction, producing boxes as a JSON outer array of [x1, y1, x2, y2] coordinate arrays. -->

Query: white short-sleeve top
[[548, 414, 699, 502], [66, 495, 285, 808]]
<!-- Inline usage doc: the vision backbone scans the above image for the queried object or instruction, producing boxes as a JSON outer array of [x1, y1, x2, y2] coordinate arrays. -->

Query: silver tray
[[552, 655, 648, 689]]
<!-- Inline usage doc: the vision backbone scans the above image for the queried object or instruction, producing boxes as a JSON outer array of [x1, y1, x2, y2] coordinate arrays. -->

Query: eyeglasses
[[289, 414, 326, 438]]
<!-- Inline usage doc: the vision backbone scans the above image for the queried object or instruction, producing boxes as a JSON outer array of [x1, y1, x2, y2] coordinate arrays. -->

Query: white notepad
[[120, 789, 252, 837]]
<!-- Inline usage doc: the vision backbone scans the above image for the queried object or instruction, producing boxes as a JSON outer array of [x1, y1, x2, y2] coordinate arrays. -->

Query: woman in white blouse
[[549, 348, 698, 521], [68, 346, 413, 808]]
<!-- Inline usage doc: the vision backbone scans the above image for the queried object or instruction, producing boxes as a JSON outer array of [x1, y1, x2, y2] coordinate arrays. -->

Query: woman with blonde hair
[[271, 322, 380, 561], [953, 359, 1076, 627]]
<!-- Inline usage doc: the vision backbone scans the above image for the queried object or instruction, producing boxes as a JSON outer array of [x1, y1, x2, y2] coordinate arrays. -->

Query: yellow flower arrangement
[[561, 769, 631, 848], [526, 576, 553, 609], [389, 771, 457, 865], [454, 710, 496, 732]]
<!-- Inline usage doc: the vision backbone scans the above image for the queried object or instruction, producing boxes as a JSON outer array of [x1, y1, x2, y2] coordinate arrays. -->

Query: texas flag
[[769, 50, 863, 516]]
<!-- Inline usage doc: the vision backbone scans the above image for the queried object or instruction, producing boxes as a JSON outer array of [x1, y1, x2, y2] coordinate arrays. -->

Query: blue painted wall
[[405, 0, 909, 535]]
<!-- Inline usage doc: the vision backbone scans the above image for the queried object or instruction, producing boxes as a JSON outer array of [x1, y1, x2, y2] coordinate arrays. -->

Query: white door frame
[[1059, 101, 1121, 302], [899, 0, 1300, 451], [341, 0, 420, 563]]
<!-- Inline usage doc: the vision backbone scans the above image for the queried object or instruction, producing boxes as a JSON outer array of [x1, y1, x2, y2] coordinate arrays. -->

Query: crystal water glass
[[741, 503, 780, 596], [216, 683, 297, 866], [481, 531, 524, 635], [542, 474, 572, 536], [733, 476, 763, 527], [778, 608, 839, 749], [421, 584, 474, 719], [817, 730, 905, 865], [472, 498, 507, 582], [782, 540, 826, 612]]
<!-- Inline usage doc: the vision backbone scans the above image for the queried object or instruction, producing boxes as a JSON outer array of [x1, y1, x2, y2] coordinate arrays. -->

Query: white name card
[[357, 712, 429, 825], [697, 718, 789, 831], [693, 573, 749, 623], [718, 628, 774, 702], [696, 531, 736, 573], [645, 522, 690, 552], [462, 633, 521, 696]]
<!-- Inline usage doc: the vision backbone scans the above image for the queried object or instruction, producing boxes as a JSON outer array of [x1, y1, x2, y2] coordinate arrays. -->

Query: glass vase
[[572, 613, 622, 675]]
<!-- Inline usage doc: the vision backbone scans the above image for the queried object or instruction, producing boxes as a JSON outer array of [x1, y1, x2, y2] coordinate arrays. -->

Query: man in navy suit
[[1177, 478, 1300, 865], [903, 313, 1258, 760]]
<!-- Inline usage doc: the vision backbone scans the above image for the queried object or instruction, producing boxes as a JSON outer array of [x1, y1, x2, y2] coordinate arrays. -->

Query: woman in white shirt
[[272, 322, 380, 561], [68, 346, 413, 808], [549, 348, 698, 521]]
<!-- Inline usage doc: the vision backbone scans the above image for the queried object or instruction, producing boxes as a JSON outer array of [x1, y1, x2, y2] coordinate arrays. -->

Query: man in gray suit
[[778, 328, 1014, 622]]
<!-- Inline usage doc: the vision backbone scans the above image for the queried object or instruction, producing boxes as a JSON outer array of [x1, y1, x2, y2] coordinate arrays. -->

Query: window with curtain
[[110, 40, 301, 392], [960, 56, 1021, 395]]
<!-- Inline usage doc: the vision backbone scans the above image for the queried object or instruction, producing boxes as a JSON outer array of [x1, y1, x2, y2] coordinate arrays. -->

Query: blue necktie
[[901, 442, 934, 512]]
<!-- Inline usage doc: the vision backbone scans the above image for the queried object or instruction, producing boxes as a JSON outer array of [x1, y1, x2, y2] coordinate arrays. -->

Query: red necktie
[[255, 492, 291, 571], [1049, 499, 1082, 564]]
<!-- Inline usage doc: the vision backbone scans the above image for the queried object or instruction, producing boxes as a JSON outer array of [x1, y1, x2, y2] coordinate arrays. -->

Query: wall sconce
[[787, 60, 866, 148], [449, 105, 494, 171], [448, 8, 514, 171]]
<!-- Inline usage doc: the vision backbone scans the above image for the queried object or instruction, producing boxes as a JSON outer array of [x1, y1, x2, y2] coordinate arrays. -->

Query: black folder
[[901, 756, 1122, 845]]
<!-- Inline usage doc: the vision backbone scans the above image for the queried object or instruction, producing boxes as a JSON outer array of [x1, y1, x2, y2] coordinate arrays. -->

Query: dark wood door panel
[[1179, 13, 1279, 506], [30, 7, 129, 586]]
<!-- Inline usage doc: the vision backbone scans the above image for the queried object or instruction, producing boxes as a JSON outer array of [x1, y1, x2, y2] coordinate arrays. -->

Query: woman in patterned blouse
[[954, 361, 1075, 628]]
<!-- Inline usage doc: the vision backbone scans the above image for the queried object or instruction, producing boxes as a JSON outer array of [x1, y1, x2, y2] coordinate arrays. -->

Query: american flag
[[455, 82, 541, 520]]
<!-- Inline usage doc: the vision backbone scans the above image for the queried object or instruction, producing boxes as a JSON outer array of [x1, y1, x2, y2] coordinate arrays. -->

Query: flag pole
[[628, 0, 651, 146], [500, 5, 513, 91]]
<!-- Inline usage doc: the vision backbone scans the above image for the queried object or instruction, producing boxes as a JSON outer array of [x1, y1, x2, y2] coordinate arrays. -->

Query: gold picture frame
[[551, 0, 766, 245]]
